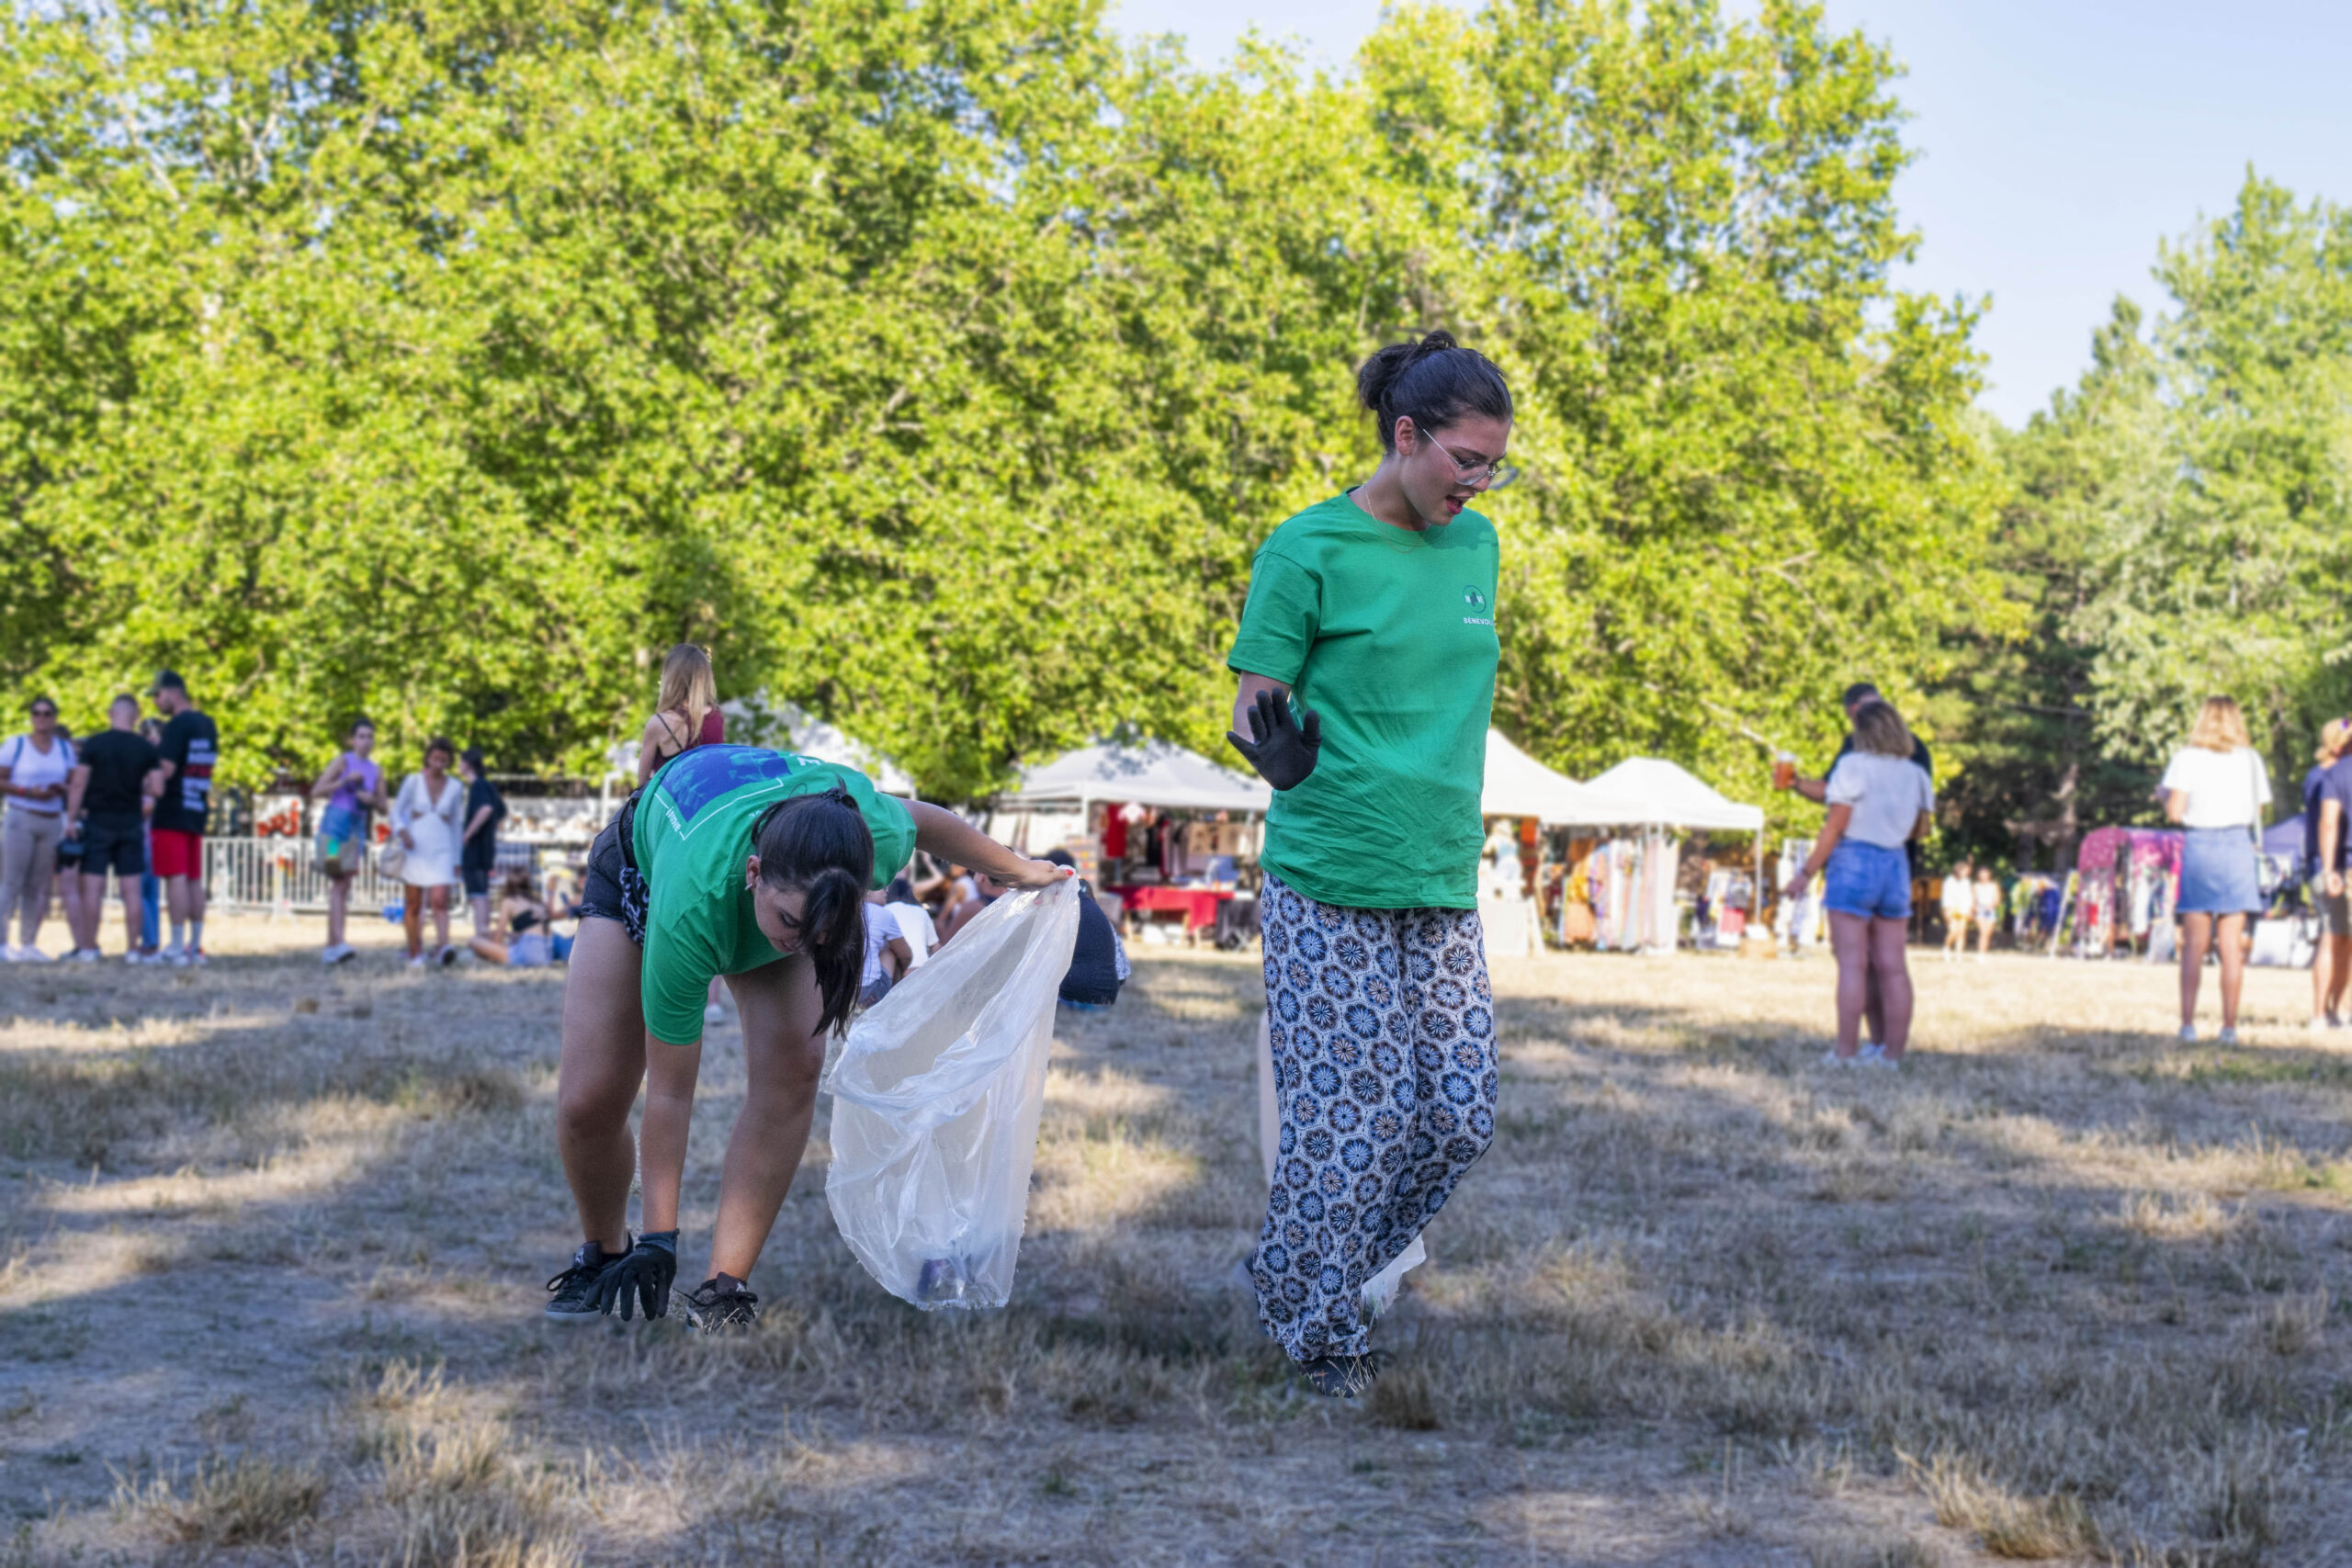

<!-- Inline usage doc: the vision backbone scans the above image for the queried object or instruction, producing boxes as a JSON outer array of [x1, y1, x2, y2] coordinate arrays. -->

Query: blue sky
[[1103, 0, 2352, 427]]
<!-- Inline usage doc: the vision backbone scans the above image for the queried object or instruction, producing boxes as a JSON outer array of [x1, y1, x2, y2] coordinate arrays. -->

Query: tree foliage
[[1, 0, 2003, 804]]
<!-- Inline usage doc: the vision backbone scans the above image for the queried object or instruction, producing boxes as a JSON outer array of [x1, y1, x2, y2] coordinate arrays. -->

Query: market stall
[[991, 739, 1270, 945], [1552, 758, 1767, 955], [1477, 730, 1645, 958]]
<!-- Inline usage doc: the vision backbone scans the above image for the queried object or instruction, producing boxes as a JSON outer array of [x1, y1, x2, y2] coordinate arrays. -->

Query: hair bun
[[1415, 330, 1459, 356]]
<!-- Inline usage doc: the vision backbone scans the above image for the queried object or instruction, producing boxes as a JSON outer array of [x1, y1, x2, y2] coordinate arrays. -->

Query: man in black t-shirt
[[65, 694, 163, 960], [150, 671, 219, 964]]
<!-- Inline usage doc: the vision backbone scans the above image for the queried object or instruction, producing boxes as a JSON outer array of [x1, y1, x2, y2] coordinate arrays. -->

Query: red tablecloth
[[1108, 885, 1234, 931]]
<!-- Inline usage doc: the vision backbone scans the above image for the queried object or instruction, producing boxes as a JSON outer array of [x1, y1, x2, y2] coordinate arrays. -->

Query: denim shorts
[[2178, 826, 2261, 915], [1822, 840, 1912, 920]]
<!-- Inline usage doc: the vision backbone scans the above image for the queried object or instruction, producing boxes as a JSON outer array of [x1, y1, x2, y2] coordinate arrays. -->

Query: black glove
[[591, 1229, 676, 1321], [1227, 689, 1322, 791]]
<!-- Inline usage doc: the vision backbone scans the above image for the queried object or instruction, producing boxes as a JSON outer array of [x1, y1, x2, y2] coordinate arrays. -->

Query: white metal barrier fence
[[199, 838, 585, 914], [201, 838, 404, 915]]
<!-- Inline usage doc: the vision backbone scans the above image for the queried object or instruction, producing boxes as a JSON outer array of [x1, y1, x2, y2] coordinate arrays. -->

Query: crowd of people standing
[[0, 673, 216, 964]]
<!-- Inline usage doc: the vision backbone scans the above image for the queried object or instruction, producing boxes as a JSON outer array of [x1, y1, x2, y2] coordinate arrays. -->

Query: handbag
[[376, 836, 407, 882]]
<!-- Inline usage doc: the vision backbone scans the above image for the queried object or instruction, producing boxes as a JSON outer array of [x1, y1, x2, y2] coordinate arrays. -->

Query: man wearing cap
[[150, 671, 220, 966], [1780, 681, 1936, 1046], [2302, 718, 2352, 1030]]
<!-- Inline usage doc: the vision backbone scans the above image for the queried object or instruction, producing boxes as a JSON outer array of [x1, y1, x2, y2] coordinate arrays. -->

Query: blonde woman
[[634, 643, 724, 789], [1939, 860, 1973, 960], [2161, 696, 2270, 1043], [1782, 701, 1934, 1066], [1972, 866, 2002, 958], [634, 643, 729, 1022]]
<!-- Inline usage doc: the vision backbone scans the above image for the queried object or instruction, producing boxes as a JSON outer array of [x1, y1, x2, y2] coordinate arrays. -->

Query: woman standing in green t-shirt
[[1227, 331, 1515, 1396], [543, 744, 1069, 1332]]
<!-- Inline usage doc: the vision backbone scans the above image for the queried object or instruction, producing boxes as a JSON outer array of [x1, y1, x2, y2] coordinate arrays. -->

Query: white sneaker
[[1819, 1049, 1853, 1067], [436, 945, 458, 967], [330, 943, 357, 964], [70, 948, 99, 963], [2218, 1026, 2239, 1046], [407, 954, 427, 969], [165, 947, 191, 967], [17, 946, 51, 964], [1858, 1044, 1900, 1069], [2177, 1024, 2198, 1043], [704, 1002, 727, 1025]]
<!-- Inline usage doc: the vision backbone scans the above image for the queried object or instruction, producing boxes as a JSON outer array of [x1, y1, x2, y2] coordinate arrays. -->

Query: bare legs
[[79, 871, 136, 956], [401, 883, 451, 960], [1827, 911, 1915, 1059], [326, 871, 352, 951], [558, 922, 827, 1285], [556, 918, 646, 1256], [2178, 910, 2248, 1032]]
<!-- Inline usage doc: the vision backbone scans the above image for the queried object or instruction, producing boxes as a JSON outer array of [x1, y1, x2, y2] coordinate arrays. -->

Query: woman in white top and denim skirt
[[2161, 695, 2270, 1044], [1783, 701, 1935, 1066]]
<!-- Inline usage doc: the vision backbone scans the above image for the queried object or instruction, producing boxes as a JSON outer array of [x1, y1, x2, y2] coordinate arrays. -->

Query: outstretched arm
[[907, 801, 1070, 891]]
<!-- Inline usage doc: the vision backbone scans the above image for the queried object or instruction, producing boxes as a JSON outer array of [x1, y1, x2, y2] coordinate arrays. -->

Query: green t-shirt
[[635, 746, 917, 1045], [1227, 491, 1499, 910]]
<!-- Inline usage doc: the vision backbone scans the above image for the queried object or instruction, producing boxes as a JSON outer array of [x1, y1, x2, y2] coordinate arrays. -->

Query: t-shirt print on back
[[654, 745, 808, 826]]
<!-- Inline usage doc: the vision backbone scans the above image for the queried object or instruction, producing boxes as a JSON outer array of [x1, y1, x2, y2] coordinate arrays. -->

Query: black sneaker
[[1299, 1350, 1388, 1398], [682, 1273, 760, 1334], [544, 1238, 627, 1323]]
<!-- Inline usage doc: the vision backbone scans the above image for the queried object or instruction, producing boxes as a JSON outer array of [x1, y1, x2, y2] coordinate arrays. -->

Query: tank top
[[653, 706, 725, 760], [4, 732, 74, 817], [328, 753, 383, 814]]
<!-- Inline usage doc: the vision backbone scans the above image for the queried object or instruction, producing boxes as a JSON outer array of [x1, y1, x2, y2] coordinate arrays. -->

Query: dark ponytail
[[754, 787, 876, 1036], [1356, 330, 1513, 452]]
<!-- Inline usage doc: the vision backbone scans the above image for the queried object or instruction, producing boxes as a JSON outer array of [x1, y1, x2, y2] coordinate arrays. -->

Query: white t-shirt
[[2158, 746, 2271, 830], [859, 902, 902, 988], [1825, 751, 1934, 849], [887, 901, 938, 968], [2, 732, 74, 817], [1940, 876, 1973, 917]]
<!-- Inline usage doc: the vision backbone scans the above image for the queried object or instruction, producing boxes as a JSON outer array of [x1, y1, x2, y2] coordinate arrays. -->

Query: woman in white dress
[[392, 737, 466, 968]]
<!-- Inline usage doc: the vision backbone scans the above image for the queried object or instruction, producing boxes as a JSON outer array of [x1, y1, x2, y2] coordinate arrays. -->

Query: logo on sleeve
[[1462, 585, 1494, 626]]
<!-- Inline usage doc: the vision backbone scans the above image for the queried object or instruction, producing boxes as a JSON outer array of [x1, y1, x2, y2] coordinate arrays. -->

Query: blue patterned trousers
[[1250, 872, 1499, 1362]]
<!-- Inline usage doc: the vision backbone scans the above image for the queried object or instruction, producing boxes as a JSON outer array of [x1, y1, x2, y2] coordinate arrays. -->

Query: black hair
[[886, 875, 916, 904], [28, 694, 55, 715], [1356, 330, 1513, 453], [110, 693, 139, 712], [460, 746, 485, 773], [424, 735, 455, 761], [754, 786, 876, 1037], [1043, 848, 1076, 869], [349, 715, 375, 737], [1840, 682, 1881, 710]]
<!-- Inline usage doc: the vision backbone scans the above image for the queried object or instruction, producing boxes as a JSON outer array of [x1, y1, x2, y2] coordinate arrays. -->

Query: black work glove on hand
[[1227, 689, 1322, 792], [592, 1229, 677, 1321]]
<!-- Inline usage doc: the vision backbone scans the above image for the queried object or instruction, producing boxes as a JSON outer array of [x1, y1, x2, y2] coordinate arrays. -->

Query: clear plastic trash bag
[[824, 877, 1080, 1311]]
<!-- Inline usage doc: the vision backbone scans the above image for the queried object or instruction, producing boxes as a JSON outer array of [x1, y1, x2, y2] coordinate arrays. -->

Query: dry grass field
[[3, 917, 2351, 1566]]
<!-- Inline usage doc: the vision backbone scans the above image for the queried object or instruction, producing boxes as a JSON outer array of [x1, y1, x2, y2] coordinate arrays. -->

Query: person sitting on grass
[[469, 868, 553, 968], [543, 745, 1069, 1333]]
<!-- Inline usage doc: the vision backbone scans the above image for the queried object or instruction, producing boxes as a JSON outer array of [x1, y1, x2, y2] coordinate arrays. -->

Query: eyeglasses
[[1419, 427, 1519, 491]]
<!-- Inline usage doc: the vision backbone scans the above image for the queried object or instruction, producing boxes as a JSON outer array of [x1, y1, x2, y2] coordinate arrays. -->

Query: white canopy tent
[[1480, 729, 1647, 824], [1580, 757, 1765, 832], [1001, 740, 1271, 815]]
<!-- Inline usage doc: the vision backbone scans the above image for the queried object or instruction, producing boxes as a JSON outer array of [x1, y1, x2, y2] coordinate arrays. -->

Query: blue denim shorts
[[1822, 840, 1912, 920]]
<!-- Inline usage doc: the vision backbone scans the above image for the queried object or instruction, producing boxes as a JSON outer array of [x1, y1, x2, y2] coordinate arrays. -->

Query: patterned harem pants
[[1250, 871, 1499, 1362]]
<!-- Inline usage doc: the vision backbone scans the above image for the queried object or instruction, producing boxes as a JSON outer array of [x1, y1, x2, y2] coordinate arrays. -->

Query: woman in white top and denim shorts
[[2160, 695, 2270, 1044], [1782, 701, 1935, 1065]]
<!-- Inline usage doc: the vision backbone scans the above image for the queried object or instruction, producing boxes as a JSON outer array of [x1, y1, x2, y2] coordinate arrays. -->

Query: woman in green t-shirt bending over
[[545, 744, 1068, 1332], [1226, 331, 1515, 1396]]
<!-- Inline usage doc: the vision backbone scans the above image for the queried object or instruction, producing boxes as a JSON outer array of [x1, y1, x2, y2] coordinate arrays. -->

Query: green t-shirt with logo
[[636, 747, 917, 1045], [1227, 491, 1499, 910]]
